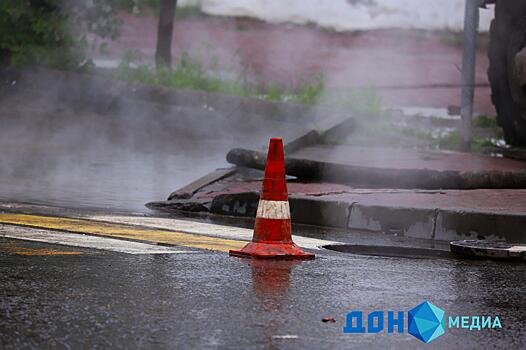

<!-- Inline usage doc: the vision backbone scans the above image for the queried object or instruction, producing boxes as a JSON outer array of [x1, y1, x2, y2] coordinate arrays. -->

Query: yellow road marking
[[0, 213, 245, 253], [0, 243, 82, 256], [15, 249, 83, 256]]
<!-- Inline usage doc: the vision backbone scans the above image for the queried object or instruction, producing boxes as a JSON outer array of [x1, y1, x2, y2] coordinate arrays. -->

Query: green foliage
[[471, 137, 496, 151], [434, 130, 503, 151], [473, 114, 498, 128], [0, 1, 74, 68], [117, 50, 243, 95], [116, 50, 325, 104], [0, 0, 121, 69], [80, 1, 121, 41], [436, 130, 461, 150], [290, 77, 325, 105]]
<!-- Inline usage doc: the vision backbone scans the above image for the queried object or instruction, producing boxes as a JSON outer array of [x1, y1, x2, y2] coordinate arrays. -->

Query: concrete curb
[[347, 204, 437, 240], [210, 193, 350, 229], [435, 210, 526, 242], [208, 192, 526, 243]]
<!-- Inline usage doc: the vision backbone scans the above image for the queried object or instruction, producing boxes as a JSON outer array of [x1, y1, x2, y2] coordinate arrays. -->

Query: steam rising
[[0, 1, 494, 211], [0, 64, 315, 211]]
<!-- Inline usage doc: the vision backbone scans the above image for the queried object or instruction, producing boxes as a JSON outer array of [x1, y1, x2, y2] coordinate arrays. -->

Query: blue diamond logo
[[408, 301, 446, 343]]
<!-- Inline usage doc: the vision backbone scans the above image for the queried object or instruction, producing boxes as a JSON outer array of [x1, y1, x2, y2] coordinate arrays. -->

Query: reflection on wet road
[[0, 142, 228, 211], [1, 237, 525, 349]]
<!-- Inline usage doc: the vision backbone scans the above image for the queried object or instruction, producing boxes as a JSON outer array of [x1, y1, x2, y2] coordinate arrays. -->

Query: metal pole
[[460, 0, 480, 152]]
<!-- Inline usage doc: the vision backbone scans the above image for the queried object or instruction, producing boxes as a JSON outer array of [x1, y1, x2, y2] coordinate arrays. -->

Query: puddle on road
[[0, 144, 228, 212]]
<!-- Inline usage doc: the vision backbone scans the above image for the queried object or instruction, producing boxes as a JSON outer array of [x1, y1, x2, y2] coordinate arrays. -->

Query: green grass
[[473, 114, 498, 128], [115, 50, 326, 104], [437, 130, 461, 150], [435, 130, 503, 151]]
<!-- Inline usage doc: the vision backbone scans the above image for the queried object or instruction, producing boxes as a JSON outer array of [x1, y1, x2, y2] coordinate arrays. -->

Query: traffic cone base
[[229, 242, 315, 260], [229, 138, 315, 260]]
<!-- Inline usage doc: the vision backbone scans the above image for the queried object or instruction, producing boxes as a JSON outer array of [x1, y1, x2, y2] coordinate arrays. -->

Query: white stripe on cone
[[256, 200, 291, 220]]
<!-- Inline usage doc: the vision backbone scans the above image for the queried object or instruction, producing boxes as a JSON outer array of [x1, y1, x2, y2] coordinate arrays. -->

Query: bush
[[0, 0, 121, 70]]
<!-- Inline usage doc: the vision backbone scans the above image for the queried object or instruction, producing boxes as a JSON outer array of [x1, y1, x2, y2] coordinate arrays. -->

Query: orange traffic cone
[[229, 138, 315, 259]]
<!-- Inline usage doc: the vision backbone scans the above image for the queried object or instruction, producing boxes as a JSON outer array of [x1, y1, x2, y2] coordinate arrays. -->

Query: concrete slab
[[290, 145, 526, 173]]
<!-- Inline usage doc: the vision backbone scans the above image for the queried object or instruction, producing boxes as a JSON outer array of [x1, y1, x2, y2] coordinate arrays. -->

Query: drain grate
[[450, 240, 526, 261]]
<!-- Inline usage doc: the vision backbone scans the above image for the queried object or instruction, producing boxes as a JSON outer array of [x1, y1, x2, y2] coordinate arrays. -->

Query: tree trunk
[[155, 0, 177, 69]]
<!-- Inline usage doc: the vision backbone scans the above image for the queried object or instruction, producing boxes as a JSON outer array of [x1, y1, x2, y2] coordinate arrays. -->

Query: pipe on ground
[[227, 148, 526, 189]]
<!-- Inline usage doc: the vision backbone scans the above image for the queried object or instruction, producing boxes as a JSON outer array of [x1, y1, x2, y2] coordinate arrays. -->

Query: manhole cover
[[450, 240, 526, 261], [324, 244, 453, 259]]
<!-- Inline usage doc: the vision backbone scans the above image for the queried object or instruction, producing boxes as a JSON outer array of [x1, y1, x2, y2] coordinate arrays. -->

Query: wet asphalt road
[[1, 72, 525, 349], [1, 238, 525, 349]]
